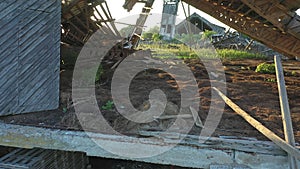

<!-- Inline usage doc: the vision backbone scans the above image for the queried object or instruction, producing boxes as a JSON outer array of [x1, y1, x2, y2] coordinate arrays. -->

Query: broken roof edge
[[0, 123, 294, 169], [175, 12, 226, 34]]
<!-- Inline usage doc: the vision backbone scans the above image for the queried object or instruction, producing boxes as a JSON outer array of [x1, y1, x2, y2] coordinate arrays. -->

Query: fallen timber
[[61, 0, 120, 46], [213, 87, 300, 161]]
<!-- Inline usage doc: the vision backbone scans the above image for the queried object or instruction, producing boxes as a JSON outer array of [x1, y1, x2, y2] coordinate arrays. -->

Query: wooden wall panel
[[0, 0, 60, 115]]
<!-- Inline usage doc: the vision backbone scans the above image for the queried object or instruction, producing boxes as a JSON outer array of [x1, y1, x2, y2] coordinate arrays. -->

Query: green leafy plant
[[62, 107, 67, 113], [152, 33, 163, 42], [142, 32, 153, 40], [291, 71, 298, 76], [255, 63, 276, 74], [102, 100, 114, 110], [266, 78, 276, 82]]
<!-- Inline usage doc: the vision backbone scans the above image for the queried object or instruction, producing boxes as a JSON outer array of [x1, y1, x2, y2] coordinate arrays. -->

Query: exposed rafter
[[182, 0, 300, 57], [240, 0, 300, 40]]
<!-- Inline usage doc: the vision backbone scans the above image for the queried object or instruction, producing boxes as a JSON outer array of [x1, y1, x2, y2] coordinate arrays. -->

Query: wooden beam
[[212, 87, 300, 160], [274, 55, 298, 169], [0, 123, 293, 169], [182, 0, 300, 57]]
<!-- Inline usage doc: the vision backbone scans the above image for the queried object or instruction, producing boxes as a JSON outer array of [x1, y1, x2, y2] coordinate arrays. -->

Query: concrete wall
[[0, 0, 60, 115]]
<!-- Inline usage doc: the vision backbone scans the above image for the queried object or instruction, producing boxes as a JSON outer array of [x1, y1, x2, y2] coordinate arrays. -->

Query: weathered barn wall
[[0, 0, 60, 115]]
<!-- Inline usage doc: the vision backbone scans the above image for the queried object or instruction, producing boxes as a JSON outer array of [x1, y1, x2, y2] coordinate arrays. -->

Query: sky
[[106, 1, 300, 31]]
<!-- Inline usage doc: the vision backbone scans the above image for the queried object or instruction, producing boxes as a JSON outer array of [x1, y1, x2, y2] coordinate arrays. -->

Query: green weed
[[255, 63, 276, 74], [266, 78, 276, 82], [291, 71, 298, 76], [217, 49, 267, 60], [102, 100, 114, 110], [138, 43, 267, 60]]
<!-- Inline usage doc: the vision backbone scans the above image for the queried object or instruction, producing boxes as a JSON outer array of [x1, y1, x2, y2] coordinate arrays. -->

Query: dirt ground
[[1, 46, 299, 144]]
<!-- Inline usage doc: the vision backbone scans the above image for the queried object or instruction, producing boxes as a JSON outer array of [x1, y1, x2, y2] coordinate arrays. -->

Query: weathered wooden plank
[[19, 59, 59, 106], [213, 87, 300, 160], [0, 1, 17, 12], [0, 6, 19, 115], [274, 55, 298, 169], [0, 123, 292, 169], [0, 0, 60, 115], [24, 0, 59, 13], [0, 2, 21, 20]]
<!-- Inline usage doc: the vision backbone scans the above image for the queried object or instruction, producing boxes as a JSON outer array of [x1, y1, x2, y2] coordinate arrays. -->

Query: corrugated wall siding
[[0, 0, 60, 115]]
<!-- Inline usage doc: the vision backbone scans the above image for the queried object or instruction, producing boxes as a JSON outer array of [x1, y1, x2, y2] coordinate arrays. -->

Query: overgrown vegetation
[[122, 25, 267, 60], [138, 43, 267, 60], [255, 63, 276, 74], [217, 49, 266, 60], [141, 26, 160, 41]]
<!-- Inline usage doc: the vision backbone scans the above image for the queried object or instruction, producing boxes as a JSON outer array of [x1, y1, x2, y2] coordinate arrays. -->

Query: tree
[[119, 26, 134, 37], [141, 26, 160, 40], [147, 25, 160, 34], [142, 32, 153, 40], [152, 33, 163, 42]]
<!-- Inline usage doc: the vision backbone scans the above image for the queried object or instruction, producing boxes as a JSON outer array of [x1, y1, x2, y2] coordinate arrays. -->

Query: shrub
[[255, 63, 276, 74], [142, 32, 153, 40], [152, 33, 163, 42]]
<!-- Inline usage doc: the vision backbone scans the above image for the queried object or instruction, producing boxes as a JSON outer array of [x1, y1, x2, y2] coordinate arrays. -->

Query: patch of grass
[[139, 43, 267, 60], [216, 49, 267, 60], [255, 63, 276, 74], [102, 100, 114, 110]]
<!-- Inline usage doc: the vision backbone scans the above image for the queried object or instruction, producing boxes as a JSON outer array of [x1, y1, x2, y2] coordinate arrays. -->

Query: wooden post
[[274, 55, 298, 169], [212, 87, 300, 160]]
